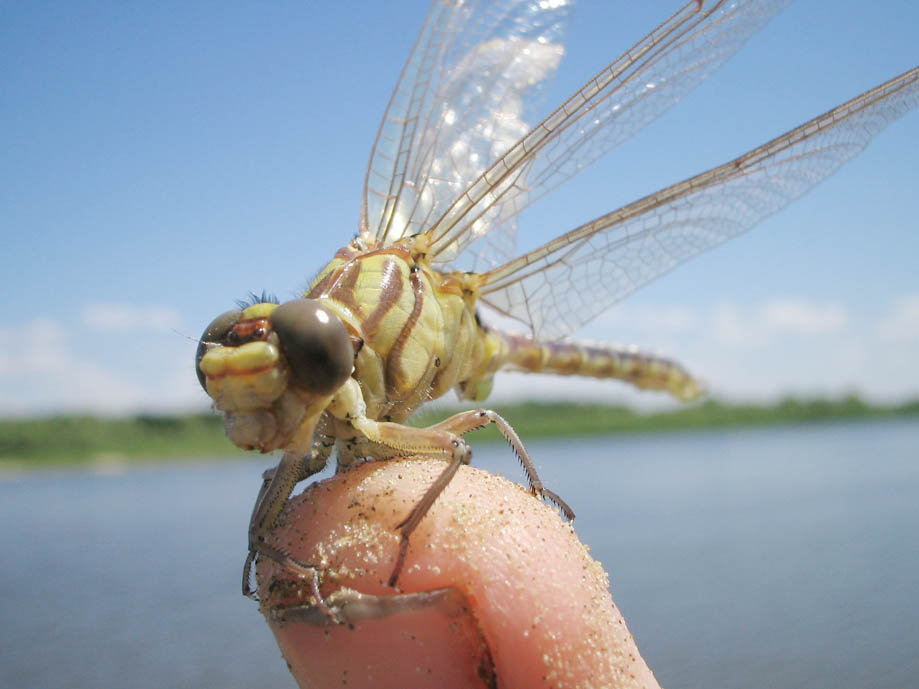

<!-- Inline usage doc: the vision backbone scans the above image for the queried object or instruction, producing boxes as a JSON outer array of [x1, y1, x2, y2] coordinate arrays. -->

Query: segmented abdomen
[[500, 332, 704, 402]]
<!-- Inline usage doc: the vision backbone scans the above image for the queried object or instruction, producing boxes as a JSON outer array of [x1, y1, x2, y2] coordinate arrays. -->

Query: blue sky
[[2, 1, 917, 416]]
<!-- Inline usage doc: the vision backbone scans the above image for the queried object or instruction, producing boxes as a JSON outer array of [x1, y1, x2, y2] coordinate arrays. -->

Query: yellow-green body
[[200, 234, 701, 466], [306, 235, 501, 425], [199, 234, 702, 595]]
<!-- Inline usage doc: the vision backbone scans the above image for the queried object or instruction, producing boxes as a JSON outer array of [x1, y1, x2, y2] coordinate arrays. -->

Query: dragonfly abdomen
[[499, 332, 705, 402]]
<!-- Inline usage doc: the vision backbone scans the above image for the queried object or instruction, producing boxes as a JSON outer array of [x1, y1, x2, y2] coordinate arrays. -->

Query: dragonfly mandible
[[194, 0, 919, 617]]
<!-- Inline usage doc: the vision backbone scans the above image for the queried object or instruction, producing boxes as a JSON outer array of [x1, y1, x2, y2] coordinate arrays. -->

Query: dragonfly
[[195, 0, 918, 619]]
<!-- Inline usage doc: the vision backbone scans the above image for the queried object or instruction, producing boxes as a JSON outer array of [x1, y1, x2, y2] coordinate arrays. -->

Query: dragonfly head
[[196, 298, 354, 452]]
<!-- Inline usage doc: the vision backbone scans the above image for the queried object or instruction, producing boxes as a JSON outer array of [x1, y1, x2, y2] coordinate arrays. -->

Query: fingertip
[[258, 459, 660, 689]]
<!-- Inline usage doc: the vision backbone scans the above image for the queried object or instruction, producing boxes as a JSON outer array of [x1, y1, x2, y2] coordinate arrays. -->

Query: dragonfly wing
[[361, 0, 573, 271], [479, 68, 919, 340], [423, 0, 791, 267]]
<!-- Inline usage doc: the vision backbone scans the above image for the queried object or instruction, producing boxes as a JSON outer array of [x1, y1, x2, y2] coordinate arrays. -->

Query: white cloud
[[712, 302, 754, 346], [878, 295, 919, 342], [760, 299, 848, 334], [82, 303, 180, 332], [594, 304, 699, 333], [0, 316, 209, 415], [713, 299, 847, 346], [0, 318, 69, 375], [0, 318, 141, 414]]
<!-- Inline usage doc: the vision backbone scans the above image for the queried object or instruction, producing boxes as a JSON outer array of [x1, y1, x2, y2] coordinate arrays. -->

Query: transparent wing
[[479, 68, 919, 340], [423, 0, 792, 267], [361, 0, 574, 270]]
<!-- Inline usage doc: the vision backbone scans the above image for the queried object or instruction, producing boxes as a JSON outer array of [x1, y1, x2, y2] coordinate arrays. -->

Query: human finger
[[258, 458, 661, 689]]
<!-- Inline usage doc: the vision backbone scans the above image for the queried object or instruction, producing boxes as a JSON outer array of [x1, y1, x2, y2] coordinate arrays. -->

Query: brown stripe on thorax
[[384, 266, 426, 400], [361, 256, 404, 340], [310, 257, 364, 317], [307, 241, 367, 297]]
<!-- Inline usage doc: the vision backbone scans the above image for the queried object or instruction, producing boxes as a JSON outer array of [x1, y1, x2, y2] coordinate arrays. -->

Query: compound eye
[[271, 299, 353, 395], [195, 309, 243, 391]]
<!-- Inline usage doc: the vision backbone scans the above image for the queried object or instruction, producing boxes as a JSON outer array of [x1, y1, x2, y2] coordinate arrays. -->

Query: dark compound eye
[[271, 299, 353, 395], [195, 309, 242, 391]]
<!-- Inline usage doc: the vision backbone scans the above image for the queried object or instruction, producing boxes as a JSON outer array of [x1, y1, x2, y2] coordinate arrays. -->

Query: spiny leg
[[346, 418, 471, 588], [388, 447, 468, 587], [300, 382, 570, 590], [247, 380, 477, 604], [427, 408, 574, 519], [244, 429, 334, 601], [244, 450, 313, 600], [386, 408, 573, 588], [255, 540, 344, 622], [256, 420, 472, 612]]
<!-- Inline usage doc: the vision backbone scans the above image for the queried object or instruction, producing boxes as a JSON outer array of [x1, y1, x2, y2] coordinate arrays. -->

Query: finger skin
[[258, 459, 662, 689]]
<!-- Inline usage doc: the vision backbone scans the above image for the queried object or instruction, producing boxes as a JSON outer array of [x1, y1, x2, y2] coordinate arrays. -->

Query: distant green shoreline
[[1, 396, 916, 469]]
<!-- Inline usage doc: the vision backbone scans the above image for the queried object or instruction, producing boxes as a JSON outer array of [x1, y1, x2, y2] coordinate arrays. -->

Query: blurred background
[[2, 2, 917, 688]]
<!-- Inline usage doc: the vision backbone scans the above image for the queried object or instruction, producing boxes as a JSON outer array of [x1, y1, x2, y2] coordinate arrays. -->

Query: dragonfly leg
[[342, 415, 471, 587], [254, 541, 345, 624], [326, 379, 477, 587], [244, 427, 334, 600], [328, 381, 570, 586], [377, 409, 573, 587], [388, 450, 467, 587], [425, 408, 575, 521]]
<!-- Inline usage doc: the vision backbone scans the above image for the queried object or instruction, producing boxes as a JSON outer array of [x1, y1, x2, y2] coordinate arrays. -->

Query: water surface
[[2, 419, 916, 688]]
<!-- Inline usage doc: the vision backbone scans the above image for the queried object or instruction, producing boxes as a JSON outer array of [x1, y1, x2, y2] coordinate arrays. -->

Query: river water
[[2, 419, 917, 688]]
